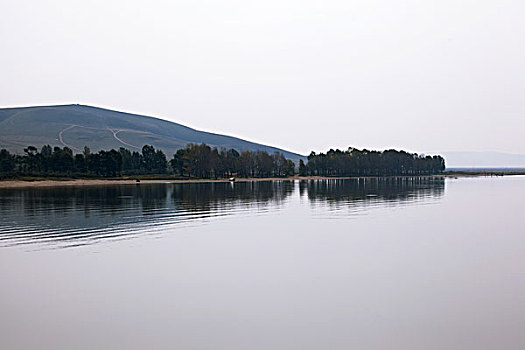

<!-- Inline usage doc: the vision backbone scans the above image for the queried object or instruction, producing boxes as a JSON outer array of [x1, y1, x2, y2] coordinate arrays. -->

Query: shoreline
[[1, 171, 523, 188]]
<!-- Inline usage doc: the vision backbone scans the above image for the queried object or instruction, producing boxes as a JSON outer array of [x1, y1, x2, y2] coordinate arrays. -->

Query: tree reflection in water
[[0, 178, 444, 248]]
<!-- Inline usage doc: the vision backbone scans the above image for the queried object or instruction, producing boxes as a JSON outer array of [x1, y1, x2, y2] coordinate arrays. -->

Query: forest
[[0, 143, 295, 179], [299, 148, 445, 176], [0, 144, 445, 179]]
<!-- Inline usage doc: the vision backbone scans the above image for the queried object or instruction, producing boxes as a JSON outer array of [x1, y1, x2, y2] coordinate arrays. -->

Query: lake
[[1, 176, 524, 349]]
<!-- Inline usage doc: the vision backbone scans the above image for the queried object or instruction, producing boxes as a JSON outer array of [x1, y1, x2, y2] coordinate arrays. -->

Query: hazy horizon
[[1, 0, 524, 156]]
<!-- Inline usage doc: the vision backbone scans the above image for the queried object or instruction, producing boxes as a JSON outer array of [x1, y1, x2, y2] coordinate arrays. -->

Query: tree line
[[0, 143, 295, 179], [299, 148, 445, 176], [171, 143, 295, 178], [0, 144, 446, 179]]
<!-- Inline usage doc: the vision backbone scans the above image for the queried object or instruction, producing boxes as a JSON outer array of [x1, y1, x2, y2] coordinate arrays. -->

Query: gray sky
[[1, 0, 524, 156]]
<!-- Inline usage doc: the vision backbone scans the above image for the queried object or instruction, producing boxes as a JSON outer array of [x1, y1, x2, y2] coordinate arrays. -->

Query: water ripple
[[0, 178, 444, 248]]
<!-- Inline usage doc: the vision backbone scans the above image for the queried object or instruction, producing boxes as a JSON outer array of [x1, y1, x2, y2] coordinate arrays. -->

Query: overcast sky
[[1, 0, 524, 155]]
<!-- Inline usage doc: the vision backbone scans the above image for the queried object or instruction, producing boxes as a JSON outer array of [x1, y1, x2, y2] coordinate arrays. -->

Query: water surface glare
[[1, 177, 524, 350]]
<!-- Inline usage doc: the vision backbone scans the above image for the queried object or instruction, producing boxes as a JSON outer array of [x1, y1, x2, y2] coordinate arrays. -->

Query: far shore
[[1, 171, 524, 188]]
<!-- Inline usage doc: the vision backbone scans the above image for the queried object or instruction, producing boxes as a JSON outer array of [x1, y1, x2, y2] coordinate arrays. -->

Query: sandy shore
[[0, 172, 521, 188], [0, 176, 303, 188], [0, 175, 438, 188]]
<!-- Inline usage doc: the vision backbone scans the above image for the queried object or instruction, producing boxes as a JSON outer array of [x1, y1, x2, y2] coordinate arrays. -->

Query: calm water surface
[[0, 177, 524, 349]]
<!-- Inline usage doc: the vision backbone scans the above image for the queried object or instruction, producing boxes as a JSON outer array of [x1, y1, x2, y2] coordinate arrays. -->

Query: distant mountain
[[441, 151, 525, 168], [0, 104, 304, 161]]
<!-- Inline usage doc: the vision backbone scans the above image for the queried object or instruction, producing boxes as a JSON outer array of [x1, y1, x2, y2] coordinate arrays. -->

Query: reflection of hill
[[301, 177, 444, 205], [0, 181, 295, 248]]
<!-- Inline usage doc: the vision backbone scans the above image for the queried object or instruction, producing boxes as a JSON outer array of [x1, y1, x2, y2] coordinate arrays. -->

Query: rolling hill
[[440, 151, 525, 169], [0, 104, 304, 161]]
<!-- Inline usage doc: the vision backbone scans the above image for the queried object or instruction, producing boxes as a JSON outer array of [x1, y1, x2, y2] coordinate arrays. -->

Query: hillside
[[441, 151, 525, 168], [0, 104, 304, 161]]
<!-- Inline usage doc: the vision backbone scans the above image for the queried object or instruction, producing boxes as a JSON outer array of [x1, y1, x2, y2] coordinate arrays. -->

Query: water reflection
[[0, 181, 294, 248], [302, 177, 444, 208], [0, 178, 444, 248]]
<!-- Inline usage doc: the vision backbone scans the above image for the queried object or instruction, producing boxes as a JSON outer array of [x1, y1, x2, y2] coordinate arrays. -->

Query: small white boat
[[229, 177, 235, 182]]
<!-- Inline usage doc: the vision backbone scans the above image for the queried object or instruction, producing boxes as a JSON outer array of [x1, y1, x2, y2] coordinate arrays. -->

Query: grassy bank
[[443, 169, 525, 177]]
